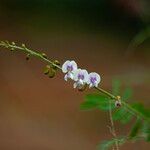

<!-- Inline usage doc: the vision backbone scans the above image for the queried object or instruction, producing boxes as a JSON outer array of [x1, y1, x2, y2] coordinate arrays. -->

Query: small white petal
[[62, 60, 70, 73], [95, 73, 101, 83], [70, 61, 77, 71], [64, 74, 68, 81], [73, 69, 81, 81], [69, 72, 74, 80], [78, 79, 84, 85], [94, 82, 99, 87], [82, 69, 89, 82], [89, 83, 93, 88], [87, 72, 101, 88], [73, 82, 77, 88]]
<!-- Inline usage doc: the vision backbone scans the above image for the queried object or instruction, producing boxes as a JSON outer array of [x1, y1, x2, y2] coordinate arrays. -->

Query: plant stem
[[94, 87, 117, 100], [108, 101, 119, 150], [0, 41, 150, 123]]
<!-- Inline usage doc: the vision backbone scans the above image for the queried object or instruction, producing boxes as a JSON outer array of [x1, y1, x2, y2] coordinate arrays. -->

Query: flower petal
[[82, 69, 89, 82], [64, 74, 68, 81], [62, 60, 70, 73], [87, 72, 101, 87], [73, 69, 81, 81], [70, 61, 77, 72]]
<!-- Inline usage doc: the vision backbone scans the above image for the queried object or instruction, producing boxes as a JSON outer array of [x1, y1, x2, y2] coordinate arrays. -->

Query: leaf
[[112, 80, 121, 95], [129, 118, 142, 140], [141, 121, 150, 142], [131, 103, 150, 119], [122, 87, 132, 101], [97, 137, 126, 150], [112, 106, 133, 124], [81, 94, 115, 111], [98, 139, 115, 150], [80, 99, 98, 110]]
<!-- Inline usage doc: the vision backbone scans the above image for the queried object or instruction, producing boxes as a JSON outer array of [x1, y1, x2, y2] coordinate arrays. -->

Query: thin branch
[[108, 101, 119, 150], [0, 40, 150, 124]]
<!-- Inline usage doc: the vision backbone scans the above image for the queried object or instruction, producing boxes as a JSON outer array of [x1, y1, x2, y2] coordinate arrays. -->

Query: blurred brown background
[[0, 0, 150, 150]]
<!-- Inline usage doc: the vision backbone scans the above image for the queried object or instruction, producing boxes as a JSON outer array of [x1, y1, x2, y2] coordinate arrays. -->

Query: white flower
[[62, 60, 77, 81], [73, 69, 89, 89], [87, 72, 101, 88]]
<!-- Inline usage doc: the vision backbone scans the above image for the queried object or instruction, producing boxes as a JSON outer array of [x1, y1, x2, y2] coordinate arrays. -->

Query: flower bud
[[43, 65, 50, 75], [48, 68, 56, 78], [12, 42, 16, 45], [22, 44, 26, 48], [26, 54, 30, 60], [115, 100, 122, 108], [42, 53, 47, 59], [78, 84, 87, 92], [52, 60, 60, 70], [10, 48, 15, 51]]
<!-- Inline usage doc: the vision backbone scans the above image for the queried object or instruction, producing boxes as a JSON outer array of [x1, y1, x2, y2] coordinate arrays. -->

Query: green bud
[[48, 68, 56, 78], [52, 60, 60, 70], [10, 48, 15, 51], [22, 44, 26, 48], [43, 65, 50, 75], [42, 53, 47, 59], [12, 42, 15, 45]]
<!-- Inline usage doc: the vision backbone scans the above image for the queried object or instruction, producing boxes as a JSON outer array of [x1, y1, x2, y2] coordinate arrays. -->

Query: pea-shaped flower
[[73, 69, 89, 89], [62, 60, 77, 81], [87, 72, 101, 88]]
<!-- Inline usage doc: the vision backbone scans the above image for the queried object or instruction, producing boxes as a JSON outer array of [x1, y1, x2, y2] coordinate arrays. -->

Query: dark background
[[0, 0, 150, 150]]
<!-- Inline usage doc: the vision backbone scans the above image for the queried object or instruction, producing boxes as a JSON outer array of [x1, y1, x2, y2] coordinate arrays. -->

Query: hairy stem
[[0, 40, 150, 124], [108, 101, 119, 150]]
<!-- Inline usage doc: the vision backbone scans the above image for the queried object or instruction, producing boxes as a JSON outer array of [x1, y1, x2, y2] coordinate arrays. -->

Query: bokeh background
[[0, 0, 150, 150]]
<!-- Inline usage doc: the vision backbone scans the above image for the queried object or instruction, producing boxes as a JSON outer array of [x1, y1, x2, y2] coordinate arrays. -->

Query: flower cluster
[[62, 60, 101, 90]]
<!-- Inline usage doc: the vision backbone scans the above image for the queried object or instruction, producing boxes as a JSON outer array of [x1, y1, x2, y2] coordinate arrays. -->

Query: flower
[[62, 60, 77, 81], [87, 72, 101, 88], [73, 69, 89, 89]]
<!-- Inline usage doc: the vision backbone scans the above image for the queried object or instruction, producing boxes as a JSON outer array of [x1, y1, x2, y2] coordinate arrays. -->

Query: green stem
[[95, 87, 117, 100], [0, 41, 150, 123]]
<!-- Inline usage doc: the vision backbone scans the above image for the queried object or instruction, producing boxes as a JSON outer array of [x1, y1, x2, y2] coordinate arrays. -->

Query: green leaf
[[98, 139, 115, 150], [122, 87, 132, 101], [80, 99, 98, 110], [141, 121, 150, 142], [81, 94, 115, 111], [131, 103, 150, 119], [97, 137, 126, 150], [129, 118, 142, 140], [112, 106, 133, 124]]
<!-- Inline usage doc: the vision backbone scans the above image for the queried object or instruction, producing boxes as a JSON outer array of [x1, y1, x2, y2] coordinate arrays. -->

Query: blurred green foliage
[[80, 80, 150, 149]]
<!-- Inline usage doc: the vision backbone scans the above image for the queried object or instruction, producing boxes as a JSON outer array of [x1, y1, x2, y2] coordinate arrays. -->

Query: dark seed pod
[[26, 54, 30, 60], [44, 65, 50, 75], [115, 100, 122, 108], [78, 84, 87, 92], [10, 48, 15, 51]]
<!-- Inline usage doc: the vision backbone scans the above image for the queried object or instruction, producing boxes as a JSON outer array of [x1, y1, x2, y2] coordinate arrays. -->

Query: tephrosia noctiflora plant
[[0, 41, 150, 150]]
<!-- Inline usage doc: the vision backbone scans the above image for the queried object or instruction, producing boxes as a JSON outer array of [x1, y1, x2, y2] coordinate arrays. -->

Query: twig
[[108, 101, 119, 150], [0, 40, 150, 123]]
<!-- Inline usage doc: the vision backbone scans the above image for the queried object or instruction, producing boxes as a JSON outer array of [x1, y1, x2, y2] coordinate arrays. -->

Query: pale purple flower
[[62, 60, 77, 81], [87, 72, 101, 88], [73, 69, 89, 89]]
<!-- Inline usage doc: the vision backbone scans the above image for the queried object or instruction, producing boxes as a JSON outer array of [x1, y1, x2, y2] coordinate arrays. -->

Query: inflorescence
[[62, 60, 101, 90]]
